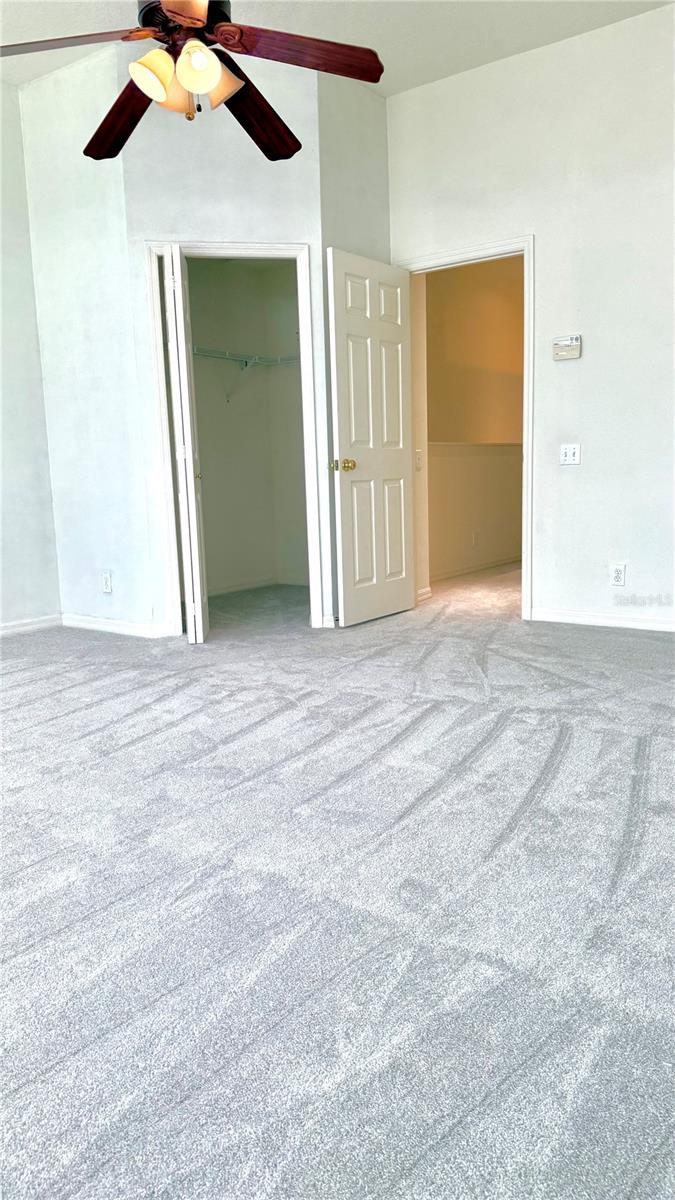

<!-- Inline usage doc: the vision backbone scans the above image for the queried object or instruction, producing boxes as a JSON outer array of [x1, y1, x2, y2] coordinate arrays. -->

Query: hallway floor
[[2, 567, 673, 1199]]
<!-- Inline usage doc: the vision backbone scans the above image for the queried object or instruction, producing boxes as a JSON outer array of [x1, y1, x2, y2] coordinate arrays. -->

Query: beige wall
[[426, 256, 524, 444], [428, 444, 522, 581]]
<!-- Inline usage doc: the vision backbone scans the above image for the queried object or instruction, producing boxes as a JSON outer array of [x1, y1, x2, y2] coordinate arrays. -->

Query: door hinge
[[329, 459, 339, 471]]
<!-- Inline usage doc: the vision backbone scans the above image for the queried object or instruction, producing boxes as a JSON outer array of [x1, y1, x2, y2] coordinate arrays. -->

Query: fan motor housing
[[137, 2, 232, 30]]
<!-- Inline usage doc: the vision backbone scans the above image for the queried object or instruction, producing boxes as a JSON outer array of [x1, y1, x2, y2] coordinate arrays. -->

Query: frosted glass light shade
[[176, 39, 222, 94], [160, 76, 196, 116], [208, 64, 244, 108], [129, 48, 175, 102]]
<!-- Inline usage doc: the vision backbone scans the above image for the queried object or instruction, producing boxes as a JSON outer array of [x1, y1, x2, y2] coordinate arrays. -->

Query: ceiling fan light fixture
[[159, 1, 209, 27], [160, 75, 196, 117], [208, 63, 245, 109], [176, 39, 222, 95], [128, 47, 175, 102]]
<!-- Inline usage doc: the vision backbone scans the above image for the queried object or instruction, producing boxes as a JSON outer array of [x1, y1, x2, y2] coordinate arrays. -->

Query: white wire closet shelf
[[193, 345, 299, 371]]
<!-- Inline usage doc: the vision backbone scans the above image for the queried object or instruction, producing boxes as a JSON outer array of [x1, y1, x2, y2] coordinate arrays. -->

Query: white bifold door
[[162, 245, 210, 644], [327, 249, 414, 627]]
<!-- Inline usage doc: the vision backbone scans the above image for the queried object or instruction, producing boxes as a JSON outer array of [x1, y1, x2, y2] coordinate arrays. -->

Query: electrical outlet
[[610, 563, 626, 587], [101, 570, 113, 594], [559, 443, 581, 465]]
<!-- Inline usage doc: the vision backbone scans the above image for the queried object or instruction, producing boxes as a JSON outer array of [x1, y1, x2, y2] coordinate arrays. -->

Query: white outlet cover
[[559, 443, 581, 465], [610, 563, 626, 587]]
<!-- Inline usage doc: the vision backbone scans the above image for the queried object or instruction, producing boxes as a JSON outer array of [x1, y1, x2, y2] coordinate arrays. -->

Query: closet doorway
[[153, 244, 321, 642]]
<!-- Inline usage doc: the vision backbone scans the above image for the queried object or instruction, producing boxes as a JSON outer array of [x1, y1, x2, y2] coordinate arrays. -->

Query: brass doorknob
[[195, 472, 202, 479], [341, 458, 357, 471]]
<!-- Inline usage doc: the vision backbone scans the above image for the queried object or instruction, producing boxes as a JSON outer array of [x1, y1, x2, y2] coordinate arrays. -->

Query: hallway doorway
[[409, 243, 531, 616]]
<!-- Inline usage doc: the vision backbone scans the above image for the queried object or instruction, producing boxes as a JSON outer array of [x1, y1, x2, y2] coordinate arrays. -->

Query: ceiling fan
[[0, 1, 384, 161]]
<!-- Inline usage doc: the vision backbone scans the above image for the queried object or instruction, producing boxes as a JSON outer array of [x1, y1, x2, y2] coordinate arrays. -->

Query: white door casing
[[164, 247, 210, 643], [327, 248, 415, 627]]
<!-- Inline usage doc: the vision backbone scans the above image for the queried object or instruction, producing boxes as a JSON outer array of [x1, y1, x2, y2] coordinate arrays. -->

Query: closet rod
[[192, 345, 299, 369]]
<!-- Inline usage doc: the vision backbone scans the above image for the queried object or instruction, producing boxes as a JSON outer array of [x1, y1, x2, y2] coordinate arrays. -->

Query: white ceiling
[[0, 0, 668, 92]]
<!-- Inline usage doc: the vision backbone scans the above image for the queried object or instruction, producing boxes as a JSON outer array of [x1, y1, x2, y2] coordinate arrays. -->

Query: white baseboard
[[0, 614, 62, 638], [61, 614, 178, 638], [430, 557, 521, 584], [321, 614, 337, 628], [208, 578, 277, 596], [531, 607, 675, 634], [416, 587, 433, 603]]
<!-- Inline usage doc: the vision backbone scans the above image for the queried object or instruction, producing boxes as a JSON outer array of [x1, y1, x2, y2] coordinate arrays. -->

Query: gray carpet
[[1, 567, 674, 1200]]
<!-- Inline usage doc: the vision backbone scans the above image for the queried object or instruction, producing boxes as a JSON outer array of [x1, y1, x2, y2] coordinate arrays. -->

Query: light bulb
[[176, 39, 222, 94]]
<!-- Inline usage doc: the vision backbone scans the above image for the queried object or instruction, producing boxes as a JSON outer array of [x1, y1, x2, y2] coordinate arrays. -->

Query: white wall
[[317, 74, 391, 617], [187, 258, 307, 595], [265, 261, 310, 587], [20, 51, 151, 629], [428, 444, 522, 582], [318, 74, 390, 263], [15, 49, 393, 634], [0, 84, 60, 631], [389, 7, 674, 629], [17, 46, 329, 631], [15, 14, 671, 634], [119, 47, 330, 625]]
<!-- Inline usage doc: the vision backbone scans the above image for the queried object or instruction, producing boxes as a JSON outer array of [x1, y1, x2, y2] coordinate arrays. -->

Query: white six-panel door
[[327, 249, 414, 627]]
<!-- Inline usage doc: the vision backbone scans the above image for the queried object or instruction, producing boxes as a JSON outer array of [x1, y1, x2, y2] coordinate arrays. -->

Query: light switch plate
[[553, 334, 582, 360], [560, 443, 581, 465]]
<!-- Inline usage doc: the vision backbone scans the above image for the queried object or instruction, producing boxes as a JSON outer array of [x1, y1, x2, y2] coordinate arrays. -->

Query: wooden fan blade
[[0, 28, 157, 58], [212, 23, 384, 83], [214, 50, 301, 162], [83, 81, 152, 160], [159, 1, 208, 26]]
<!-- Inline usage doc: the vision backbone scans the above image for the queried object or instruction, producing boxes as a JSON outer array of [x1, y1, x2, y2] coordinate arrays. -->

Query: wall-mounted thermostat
[[553, 334, 582, 360]]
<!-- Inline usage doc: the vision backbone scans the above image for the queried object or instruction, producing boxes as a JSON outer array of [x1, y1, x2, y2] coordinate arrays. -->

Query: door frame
[[397, 236, 534, 621], [147, 240, 325, 633]]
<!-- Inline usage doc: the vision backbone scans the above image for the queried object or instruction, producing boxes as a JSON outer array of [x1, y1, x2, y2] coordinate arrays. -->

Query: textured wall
[[0, 84, 60, 629], [20, 52, 147, 627]]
